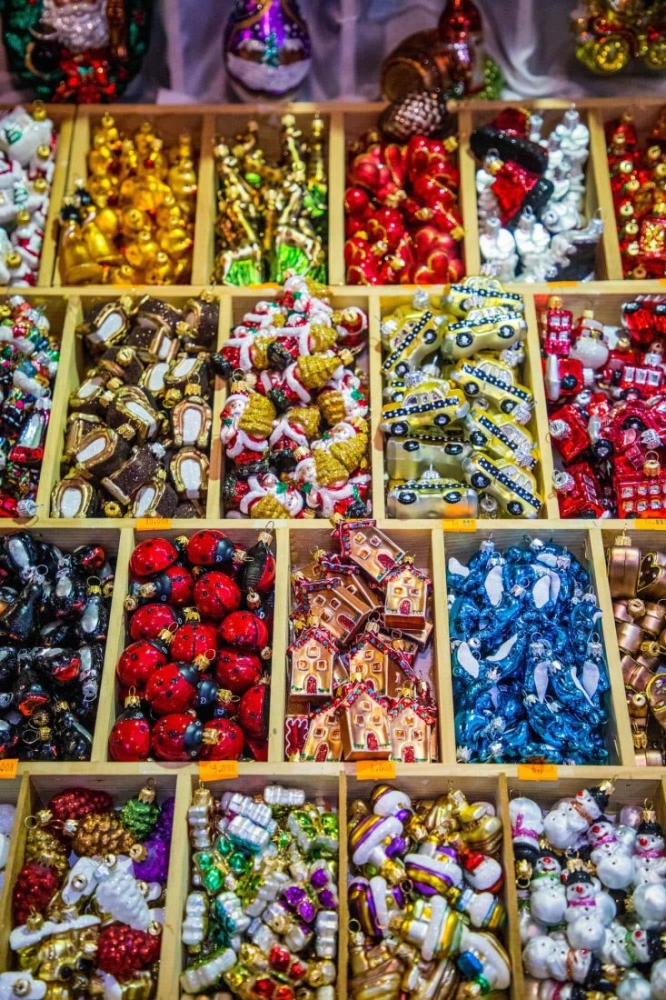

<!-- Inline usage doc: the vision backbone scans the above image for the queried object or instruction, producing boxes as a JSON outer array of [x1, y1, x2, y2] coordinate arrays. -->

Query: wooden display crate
[[440, 522, 636, 768], [0, 523, 123, 763], [56, 105, 208, 288], [281, 524, 447, 762], [92, 522, 281, 764], [39, 287, 226, 524], [455, 99, 616, 283], [0, 769, 178, 993], [194, 104, 339, 288]]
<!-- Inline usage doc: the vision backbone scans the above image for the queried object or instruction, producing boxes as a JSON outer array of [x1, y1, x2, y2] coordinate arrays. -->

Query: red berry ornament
[[219, 611, 270, 655], [129, 603, 179, 641], [97, 923, 162, 977], [215, 647, 263, 695], [108, 696, 151, 762], [48, 786, 113, 823], [129, 537, 180, 578], [170, 622, 219, 664], [193, 571, 241, 620], [186, 528, 239, 567], [116, 638, 169, 692], [13, 861, 60, 924], [239, 682, 270, 740]]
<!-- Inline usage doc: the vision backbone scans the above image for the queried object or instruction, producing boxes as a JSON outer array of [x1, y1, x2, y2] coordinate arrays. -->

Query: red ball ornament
[[170, 622, 219, 665], [145, 662, 201, 716], [151, 711, 204, 761], [116, 638, 169, 692], [186, 528, 240, 568], [108, 697, 151, 762], [129, 603, 179, 641], [219, 611, 271, 654], [13, 861, 60, 924], [238, 682, 270, 740], [97, 923, 162, 977], [214, 647, 263, 695], [199, 718, 244, 760], [129, 537, 180, 579], [193, 571, 241, 620]]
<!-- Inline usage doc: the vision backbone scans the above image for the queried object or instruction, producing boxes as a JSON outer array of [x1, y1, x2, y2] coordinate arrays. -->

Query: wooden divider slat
[[522, 290, 559, 519]]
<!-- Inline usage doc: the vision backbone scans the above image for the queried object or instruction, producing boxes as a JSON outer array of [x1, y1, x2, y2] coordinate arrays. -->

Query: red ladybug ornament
[[238, 682, 270, 740], [244, 736, 269, 761], [219, 611, 271, 656], [129, 537, 181, 579], [145, 662, 202, 716], [125, 565, 194, 610], [108, 695, 151, 762], [151, 711, 205, 760], [199, 718, 244, 760], [215, 647, 263, 695], [129, 603, 180, 641], [193, 571, 241, 621], [170, 621, 219, 664], [116, 637, 169, 692], [186, 529, 241, 568]]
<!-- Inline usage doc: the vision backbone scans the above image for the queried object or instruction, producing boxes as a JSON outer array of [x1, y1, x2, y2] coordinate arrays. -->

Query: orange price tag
[[356, 760, 396, 781], [518, 763, 558, 781], [199, 760, 239, 782], [137, 518, 173, 532], [442, 518, 477, 532], [0, 759, 18, 778], [548, 281, 579, 288], [636, 519, 666, 529]]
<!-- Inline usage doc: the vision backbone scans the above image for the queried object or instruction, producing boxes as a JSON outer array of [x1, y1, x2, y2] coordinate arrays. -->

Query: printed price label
[[199, 761, 239, 782], [356, 760, 396, 781], [518, 763, 558, 781], [0, 759, 18, 778], [636, 520, 666, 529], [442, 518, 477, 532], [137, 518, 173, 532]]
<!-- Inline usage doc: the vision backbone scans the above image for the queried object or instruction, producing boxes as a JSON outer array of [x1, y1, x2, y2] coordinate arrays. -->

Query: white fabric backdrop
[[3, 0, 666, 104]]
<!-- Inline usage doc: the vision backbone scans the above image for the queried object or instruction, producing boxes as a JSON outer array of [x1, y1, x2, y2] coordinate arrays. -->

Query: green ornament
[[229, 851, 250, 875], [119, 786, 160, 841], [203, 867, 225, 894], [215, 836, 234, 858]]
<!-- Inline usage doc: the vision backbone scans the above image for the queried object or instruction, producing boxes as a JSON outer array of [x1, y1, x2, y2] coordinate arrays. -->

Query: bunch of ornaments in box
[[542, 293, 666, 519], [108, 528, 275, 763], [379, 276, 544, 520], [285, 519, 437, 764], [0, 781, 172, 1000], [216, 276, 371, 520], [473, 105, 603, 284], [513, 779, 666, 1000]]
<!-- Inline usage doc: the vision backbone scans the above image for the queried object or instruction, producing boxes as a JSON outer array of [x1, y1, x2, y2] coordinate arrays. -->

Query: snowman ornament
[[542, 780, 614, 851], [633, 807, 666, 884], [562, 868, 613, 951], [528, 851, 567, 928], [587, 816, 635, 891]]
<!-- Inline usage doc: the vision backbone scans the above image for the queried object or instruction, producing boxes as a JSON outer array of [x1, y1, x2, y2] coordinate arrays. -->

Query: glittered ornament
[[97, 922, 161, 978], [119, 781, 160, 840], [12, 861, 60, 923], [573, 0, 666, 75], [108, 694, 151, 762], [48, 786, 113, 825], [69, 810, 139, 858], [224, 0, 312, 99]]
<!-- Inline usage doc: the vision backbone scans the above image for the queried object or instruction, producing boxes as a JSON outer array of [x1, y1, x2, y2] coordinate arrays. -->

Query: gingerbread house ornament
[[339, 681, 391, 761], [384, 559, 430, 632], [388, 695, 437, 763], [288, 626, 339, 701], [297, 577, 370, 645], [317, 551, 383, 612], [338, 519, 405, 583], [347, 626, 405, 697], [301, 705, 342, 763]]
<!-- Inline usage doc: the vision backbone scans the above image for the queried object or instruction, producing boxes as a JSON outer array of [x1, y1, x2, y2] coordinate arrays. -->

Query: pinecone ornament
[[379, 88, 459, 141], [25, 822, 69, 878], [69, 812, 140, 858]]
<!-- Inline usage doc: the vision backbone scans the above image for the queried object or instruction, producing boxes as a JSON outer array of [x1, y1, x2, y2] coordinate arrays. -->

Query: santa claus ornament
[[110, 527, 275, 762], [2, 0, 151, 102]]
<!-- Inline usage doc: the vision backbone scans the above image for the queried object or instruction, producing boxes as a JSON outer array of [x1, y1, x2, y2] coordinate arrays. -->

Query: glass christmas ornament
[[224, 0, 312, 99]]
